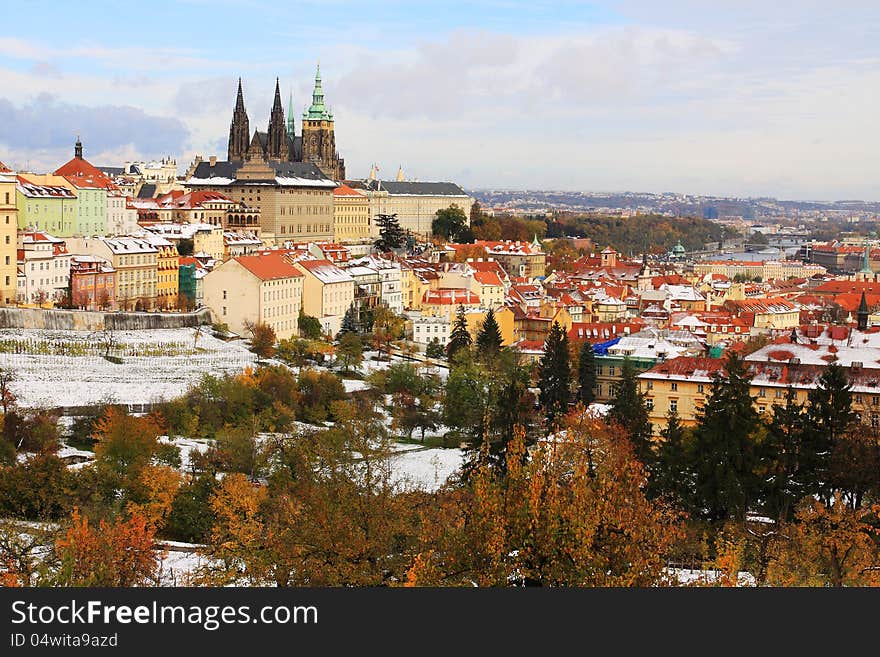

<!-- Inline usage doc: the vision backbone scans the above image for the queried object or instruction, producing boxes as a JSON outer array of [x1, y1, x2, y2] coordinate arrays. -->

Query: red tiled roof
[[834, 292, 880, 313], [234, 251, 303, 281], [473, 271, 503, 286], [54, 157, 117, 190], [0, 162, 10, 173], [467, 260, 508, 278], [643, 356, 727, 378], [568, 320, 646, 342], [815, 280, 880, 296], [333, 183, 365, 197]]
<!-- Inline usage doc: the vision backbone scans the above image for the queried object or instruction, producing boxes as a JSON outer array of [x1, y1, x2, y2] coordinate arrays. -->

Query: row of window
[[29, 261, 65, 271], [278, 224, 332, 234], [279, 205, 331, 216]]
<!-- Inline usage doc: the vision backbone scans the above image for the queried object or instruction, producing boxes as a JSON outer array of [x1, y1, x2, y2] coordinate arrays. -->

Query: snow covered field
[[1, 328, 258, 408]]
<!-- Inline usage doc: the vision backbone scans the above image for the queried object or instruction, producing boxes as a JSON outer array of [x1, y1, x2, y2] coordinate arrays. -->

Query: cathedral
[[227, 65, 345, 181]]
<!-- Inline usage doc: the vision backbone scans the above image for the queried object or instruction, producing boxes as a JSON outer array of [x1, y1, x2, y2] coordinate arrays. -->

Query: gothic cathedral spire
[[228, 77, 250, 160], [266, 77, 287, 161]]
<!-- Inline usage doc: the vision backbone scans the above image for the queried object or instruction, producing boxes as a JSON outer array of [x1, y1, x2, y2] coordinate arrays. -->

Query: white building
[[16, 231, 71, 304]]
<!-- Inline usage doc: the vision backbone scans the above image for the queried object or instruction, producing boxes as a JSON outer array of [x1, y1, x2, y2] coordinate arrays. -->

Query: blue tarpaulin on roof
[[593, 337, 621, 356]]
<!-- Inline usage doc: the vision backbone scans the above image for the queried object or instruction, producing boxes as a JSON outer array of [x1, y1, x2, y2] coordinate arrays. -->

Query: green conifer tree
[[690, 352, 760, 522], [446, 305, 472, 361], [576, 340, 596, 405], [537, 321, 571, 430], [608, 358, 653, 464], [475, 308, 503, 360]]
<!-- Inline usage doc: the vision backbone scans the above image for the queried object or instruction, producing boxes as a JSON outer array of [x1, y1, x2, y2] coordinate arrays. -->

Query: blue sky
[[2, 0, 879, 200]]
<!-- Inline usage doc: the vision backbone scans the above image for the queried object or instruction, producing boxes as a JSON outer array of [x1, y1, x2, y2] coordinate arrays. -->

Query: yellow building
[[639, 357, 725, 434], [724, 298, 800, 331], [144, 236, 180, 309], [203, 250, 303, 340], [0, 164, 17, 304], [465, 305, 516, 345], [332, 184, 371, 243], [66, 236, 158, 310]]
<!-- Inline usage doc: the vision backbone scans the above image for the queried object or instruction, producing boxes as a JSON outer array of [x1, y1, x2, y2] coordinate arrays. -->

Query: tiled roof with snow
[[295, 259, 354, 284]]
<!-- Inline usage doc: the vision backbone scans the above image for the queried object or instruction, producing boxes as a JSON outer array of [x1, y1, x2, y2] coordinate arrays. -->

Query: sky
[[1, 0, 878, 201]]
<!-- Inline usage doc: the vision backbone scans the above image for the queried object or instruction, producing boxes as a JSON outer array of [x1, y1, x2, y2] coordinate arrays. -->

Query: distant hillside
[[546, 214, 736, 255]]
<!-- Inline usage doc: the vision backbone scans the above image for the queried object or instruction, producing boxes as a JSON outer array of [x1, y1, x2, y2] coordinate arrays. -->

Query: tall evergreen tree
[[576, 341, 596, 405], [475, 308, 503, 360], [446, 305, 472, 361], [690, 352, 760, 522], [374, 213, 406, 251], [608, 358, 652, 463], [537, 321, 571, 430], [760, 386, 808, 522], [647, 409, 693, 508], [804, 362, 856, 504], [488, 353, 534, 471]]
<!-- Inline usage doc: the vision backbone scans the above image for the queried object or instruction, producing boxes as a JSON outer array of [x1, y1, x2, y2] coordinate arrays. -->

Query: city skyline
[[2, 1, 879, 201]]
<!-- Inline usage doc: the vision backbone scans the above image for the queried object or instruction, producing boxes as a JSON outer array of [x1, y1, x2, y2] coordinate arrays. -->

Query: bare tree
[[0, 368, 16, 414]]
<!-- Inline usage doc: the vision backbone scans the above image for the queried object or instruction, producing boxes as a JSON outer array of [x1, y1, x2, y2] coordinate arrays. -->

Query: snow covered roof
[[295, 259, 354, 284]]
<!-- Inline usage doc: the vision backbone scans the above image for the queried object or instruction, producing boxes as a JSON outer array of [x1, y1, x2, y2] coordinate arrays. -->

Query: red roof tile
[[234, 251, 303, 281]]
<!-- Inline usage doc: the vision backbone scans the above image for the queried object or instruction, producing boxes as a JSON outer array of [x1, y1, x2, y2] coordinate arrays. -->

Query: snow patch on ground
[[388, 447, 465, 492], [2, 328, 258, 408]]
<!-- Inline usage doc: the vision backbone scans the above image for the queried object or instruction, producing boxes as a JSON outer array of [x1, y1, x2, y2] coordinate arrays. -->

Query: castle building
[[227, 65, 345, 181]]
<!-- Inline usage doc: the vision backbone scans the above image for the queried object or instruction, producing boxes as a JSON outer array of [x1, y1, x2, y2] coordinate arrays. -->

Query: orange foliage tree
[[766, 495, 880, 587], [51, 509, 160, 586], [408, 407, 683, 586], [92, 407, 168, 493]]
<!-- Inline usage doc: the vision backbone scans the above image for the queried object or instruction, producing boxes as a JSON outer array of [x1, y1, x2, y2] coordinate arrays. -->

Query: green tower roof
[[860, 240, 873, 275], [303, 63, 333, 121]]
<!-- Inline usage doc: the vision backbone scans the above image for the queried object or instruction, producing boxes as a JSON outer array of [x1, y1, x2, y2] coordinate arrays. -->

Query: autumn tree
[[92, 407, 169, 493], [0, 454, 76, 520], [766, 494, 880, 587], [50, 509, 161, 587], [409, 412, 682, 586], [336, 331, 364, 372], [201, 403, 420, 586], [243, 320, 277, 359], [0, 367, 15, 414], [372, 304, 404, 361]]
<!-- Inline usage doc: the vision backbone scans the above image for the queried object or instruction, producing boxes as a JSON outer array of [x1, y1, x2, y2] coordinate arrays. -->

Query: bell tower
[[301, 63, 345, 179]]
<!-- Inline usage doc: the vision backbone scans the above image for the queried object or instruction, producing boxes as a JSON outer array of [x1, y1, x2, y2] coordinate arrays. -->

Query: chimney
[[209, 156, 217, 167]]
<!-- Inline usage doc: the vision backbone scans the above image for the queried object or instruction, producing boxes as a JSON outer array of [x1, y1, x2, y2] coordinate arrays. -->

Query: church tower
[[228, 78, 250, 161], [858, 291, 870, 331], [266, 78, 288, 161], [301, 63, 345, 180]]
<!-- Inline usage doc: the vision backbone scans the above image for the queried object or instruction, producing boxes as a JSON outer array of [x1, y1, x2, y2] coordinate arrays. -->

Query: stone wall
[[0, 307, 214, 331]]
